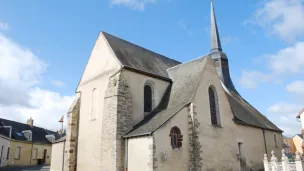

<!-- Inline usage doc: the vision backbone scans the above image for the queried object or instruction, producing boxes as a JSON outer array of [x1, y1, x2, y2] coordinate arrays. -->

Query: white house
[[0, 128, 11, 167]]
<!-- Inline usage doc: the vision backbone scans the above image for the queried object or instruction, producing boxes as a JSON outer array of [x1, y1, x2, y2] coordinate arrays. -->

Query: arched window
[[144, 84, 153, 113], [274, 134, 278, 148], [169, 127, 182, 149], [209, 86, 220, 126]]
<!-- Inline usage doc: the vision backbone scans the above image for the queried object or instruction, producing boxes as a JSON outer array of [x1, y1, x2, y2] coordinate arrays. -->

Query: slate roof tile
[[0, 118, 60, 144]]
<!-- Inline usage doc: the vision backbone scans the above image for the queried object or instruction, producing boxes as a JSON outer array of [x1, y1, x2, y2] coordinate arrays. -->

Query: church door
[[238, 142, 246, 171]]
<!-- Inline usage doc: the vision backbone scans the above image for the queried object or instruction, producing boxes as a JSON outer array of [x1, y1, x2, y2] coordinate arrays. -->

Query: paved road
[[2, 165, 50, 171]]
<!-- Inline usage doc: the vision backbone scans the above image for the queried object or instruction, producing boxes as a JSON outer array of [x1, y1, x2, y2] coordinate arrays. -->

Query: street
[[1, 165, 50, 171]]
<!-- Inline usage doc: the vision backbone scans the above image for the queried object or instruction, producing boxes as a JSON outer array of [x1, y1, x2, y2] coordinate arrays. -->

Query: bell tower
[[210, 1, 237, 93]]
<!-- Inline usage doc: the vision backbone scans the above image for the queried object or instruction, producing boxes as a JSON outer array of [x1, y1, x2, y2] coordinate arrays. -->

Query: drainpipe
[[0, 126, 12, 138], [29, 142, 34, 165], [262, 129, 268, 155], [124, 138, 128, 171]]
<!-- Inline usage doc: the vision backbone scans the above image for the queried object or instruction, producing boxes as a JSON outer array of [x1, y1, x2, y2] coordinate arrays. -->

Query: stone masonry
[[64, 95, 80, 171], [148, 137, 157, 171], [188, 103, 203, 171], [101, 72, 133, 171]]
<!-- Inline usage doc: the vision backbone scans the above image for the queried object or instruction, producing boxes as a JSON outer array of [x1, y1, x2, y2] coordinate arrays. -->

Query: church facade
[[53, 2, 283, 171]]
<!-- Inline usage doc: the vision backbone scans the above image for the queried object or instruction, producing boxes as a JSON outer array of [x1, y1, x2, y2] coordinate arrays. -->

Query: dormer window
[[46, 134, 55, 143], [144, 84, 153, 114], [22, 130, 32, 141]]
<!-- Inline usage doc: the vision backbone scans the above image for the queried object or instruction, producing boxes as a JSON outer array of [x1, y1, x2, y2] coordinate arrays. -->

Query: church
[[50, 1, 283, 171]]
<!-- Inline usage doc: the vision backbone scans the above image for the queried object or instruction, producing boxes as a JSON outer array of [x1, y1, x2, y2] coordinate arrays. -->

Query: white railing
[[264, 149, 304, 171]]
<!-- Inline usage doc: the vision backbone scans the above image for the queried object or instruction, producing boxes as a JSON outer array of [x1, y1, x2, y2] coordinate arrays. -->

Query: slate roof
[[125, 57, 209, 137], [102, 32, 181, 79], [226, 90, 282, 132], [0, 118, 60, 144], [124, 55, 282, 138]]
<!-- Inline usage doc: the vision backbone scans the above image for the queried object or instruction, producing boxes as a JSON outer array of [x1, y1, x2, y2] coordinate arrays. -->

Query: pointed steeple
[[209, 0, 238, 93], [210, 0, 222, 53]]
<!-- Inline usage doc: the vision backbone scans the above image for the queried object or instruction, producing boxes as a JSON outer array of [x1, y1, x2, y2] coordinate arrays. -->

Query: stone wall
[[188, 103, 203, 171], [101, 72, 133, 171], [64, 96, 80, 171]]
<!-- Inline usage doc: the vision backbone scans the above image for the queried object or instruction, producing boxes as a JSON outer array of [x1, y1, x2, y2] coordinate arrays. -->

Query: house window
[[22, 130, 32, 141], [91, 88, 99, 121], [7, 147, 10, 159], [209, 86, 220, 126], [0, 146, 3, 160], [144, 84, 153, 113], [32, 148, 38, 159], [169, 127, 183, 149], [15, 146, 21, 159], [274, 134, 278, 148]]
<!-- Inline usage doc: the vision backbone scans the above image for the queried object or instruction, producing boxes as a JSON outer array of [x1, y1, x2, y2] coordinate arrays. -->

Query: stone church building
[[51, 2, 283, 171]]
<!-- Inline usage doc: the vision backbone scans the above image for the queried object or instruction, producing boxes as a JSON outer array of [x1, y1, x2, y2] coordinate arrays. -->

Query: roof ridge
[[0, 118, 56, 133]]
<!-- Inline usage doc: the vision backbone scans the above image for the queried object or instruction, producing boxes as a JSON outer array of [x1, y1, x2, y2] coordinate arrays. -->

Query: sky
[[0, 0, 303, 137]]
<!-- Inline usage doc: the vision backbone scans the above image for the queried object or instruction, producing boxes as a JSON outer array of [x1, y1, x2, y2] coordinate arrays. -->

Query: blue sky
[[0, 0, 303, 136]]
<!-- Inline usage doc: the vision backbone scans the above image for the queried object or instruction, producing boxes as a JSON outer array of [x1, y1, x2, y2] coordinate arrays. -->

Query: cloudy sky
[[0, 0, 303, 136]]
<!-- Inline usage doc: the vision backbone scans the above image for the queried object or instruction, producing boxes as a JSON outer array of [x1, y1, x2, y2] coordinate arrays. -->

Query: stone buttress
[[188, 103, 203, 171], [101, 72, 133, 171], [64, 95, 80, 171]]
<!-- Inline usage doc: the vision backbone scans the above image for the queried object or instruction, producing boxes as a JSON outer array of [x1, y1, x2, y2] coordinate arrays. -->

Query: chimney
[[27, 117, 34, 128]]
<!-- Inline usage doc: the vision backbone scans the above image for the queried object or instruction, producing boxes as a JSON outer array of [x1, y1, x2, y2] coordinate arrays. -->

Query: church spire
[[209, 0, 238, 93], [210, 0, 222, 53]]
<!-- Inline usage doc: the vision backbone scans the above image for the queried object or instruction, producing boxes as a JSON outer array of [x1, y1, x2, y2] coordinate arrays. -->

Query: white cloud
[[240, 42, 304, 89], [239, 70, 273, 89], [265, 42, 304, 74], [0, 29, 74, 131], [51, 80, 65, 88], [0, 88, 74, 131], [247, 0, 304, 41], [267, 102, 302, 115], [267, 102, 302, 136], [286, 80, 304, 94], [0, 32, 46, 106], [110, 0, 156, 11], [178, 19, 193, 37]]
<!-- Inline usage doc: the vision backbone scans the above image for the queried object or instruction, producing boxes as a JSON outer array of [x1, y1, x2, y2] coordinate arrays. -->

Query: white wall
[[0, 135, 10, 167], [300, 114, 304, 130], [127, 136, 153, 171], [76, 32, 121, 171], [50, 141, 65, 171], [191, 57, 282, 170], [122, 70, 170, 125], [153, 107, 189, 171], [293, 135, 304, 154]]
